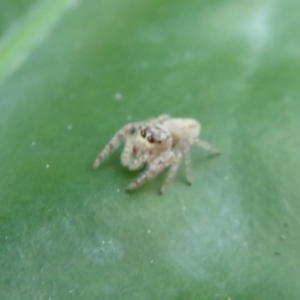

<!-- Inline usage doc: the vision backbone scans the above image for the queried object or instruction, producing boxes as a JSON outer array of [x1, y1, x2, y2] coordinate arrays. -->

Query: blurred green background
[[1, 0, 300, 299]]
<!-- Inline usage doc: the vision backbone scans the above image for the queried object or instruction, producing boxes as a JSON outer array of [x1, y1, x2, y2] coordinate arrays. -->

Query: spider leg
[[194, 138, 221, 156], [182, 146, 192, 185], [126, 151, 175, 192], [159, 151, 182, 194], [148, 114, 170, 124], [93, 123, 140, 169]]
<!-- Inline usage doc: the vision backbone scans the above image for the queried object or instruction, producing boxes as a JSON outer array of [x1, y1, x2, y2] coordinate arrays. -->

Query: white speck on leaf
[[67, 125, 73, 130], [114, 93, 123, 101], [148, 230, 151, 234], [31, 141, 36, 146], [46, 164, 50, 169]]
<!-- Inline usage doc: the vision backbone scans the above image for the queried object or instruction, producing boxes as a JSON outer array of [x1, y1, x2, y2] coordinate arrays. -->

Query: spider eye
[[147, 136, 155, 143], [129, 127, 136, 134], [141, 130, 146, 138]]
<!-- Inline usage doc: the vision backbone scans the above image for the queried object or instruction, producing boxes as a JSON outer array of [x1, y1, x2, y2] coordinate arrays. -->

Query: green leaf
[[1, 0, 300, 299]]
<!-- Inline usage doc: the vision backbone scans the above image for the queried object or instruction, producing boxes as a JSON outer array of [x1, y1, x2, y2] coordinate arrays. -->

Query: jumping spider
[[93, 114, 220, 194]]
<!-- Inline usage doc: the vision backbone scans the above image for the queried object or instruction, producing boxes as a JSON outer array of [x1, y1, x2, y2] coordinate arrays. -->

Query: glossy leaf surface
[[1, 0, 300, 299]]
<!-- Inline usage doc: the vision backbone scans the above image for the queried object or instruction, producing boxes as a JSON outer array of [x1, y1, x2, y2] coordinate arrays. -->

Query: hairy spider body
[[93, 115, 220, 193]]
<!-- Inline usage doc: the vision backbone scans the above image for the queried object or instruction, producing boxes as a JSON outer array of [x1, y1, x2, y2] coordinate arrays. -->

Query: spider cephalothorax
[[93, 114, 220, 193], [121, 122, 172, 171]]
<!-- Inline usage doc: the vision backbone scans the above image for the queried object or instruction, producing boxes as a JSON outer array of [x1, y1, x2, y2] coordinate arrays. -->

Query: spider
[[93, 114, 220, 194]]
